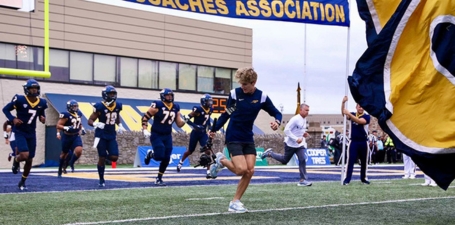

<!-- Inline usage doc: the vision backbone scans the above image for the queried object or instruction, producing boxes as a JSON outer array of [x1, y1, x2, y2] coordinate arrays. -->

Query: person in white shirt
[[402, 153, 416, 179], [261, 104, 312, 186]]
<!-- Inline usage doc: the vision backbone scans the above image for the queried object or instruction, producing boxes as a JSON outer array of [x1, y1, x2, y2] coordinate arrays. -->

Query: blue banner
[[136, 146, 189, 167], [123, 0, 350, 27], [291, 148, 330, 165]]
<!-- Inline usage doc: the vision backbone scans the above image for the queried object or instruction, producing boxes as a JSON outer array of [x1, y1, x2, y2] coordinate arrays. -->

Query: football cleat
[[98, 179, 105, 187], [18, 180, 27, 191], [70, 164, 75, 173], [144, 150, 154, 165], [177, 163, 182, 172], [12, 158, 19, 174], [155, 178, 166, 186]]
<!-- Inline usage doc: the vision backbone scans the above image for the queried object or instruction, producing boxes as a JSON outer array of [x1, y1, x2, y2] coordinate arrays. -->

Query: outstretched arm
[[175, 111, 186, 128], [141, 105, 158, 131]]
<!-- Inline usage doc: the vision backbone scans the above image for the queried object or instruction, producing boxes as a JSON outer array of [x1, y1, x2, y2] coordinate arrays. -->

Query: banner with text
[[288, 148, 330, 166], [123, 0, 350, 27], [134, 146, 189, 167]]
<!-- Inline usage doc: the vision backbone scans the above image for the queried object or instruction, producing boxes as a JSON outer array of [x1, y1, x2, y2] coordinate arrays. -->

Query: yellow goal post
[[0, 0, 50, 78]]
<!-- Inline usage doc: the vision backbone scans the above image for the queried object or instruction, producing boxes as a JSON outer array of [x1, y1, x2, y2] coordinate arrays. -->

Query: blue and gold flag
[[349, 0, 455, 189]]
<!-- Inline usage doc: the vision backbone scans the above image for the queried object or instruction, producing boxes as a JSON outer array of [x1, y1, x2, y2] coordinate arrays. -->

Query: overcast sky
[[88, 0, 367, 114]]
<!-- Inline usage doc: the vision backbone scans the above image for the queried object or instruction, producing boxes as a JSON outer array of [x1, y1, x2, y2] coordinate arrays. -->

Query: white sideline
[[0, 163, 405, 172], [63, 196, 455, 225]]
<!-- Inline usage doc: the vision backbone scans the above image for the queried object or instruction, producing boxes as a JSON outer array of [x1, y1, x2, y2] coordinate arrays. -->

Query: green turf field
[[1, 178, 454, 225]]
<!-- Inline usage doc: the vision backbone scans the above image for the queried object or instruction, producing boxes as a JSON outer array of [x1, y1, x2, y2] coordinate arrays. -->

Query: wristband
[[275, 120, 281, 126]]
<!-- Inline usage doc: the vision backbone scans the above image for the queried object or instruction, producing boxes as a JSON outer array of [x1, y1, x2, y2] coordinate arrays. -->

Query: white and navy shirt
[[284, 114, 307, 148]]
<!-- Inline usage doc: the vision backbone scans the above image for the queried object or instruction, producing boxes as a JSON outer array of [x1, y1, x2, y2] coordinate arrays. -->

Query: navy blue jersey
[[150, 101, 180, 135], [93, 102, 122, 139], [350, 112, 371, 141], [59, 110, 83, 134], [192, 105, 212, 129], [2, 95, 47, 136], [214, 88, 282, 143]]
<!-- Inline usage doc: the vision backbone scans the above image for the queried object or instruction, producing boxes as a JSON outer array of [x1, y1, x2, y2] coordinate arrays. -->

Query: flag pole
[[341, 3, 352, 185], [303, 24, 307, 103]]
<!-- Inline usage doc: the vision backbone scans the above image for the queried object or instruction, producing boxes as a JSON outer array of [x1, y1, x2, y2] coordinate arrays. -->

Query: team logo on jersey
[[23, 104, 27, 108], [104, 110, 108, 113], [251, 100, 258, 104]]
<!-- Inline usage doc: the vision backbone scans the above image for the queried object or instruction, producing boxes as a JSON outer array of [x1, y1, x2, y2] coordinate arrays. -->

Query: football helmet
[[102, 85, 117, 104], [23, 79, 40, 97], [200, 94, 213, 108], [160, 88, 174, 103], [66, 99, 79, 113]]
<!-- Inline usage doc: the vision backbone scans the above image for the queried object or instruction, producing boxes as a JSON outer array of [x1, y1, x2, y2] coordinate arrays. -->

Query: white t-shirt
[[284, 114, 307, 148]]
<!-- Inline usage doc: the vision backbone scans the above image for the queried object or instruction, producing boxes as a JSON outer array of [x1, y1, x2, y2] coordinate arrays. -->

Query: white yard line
[[63, 196, 455, 225]]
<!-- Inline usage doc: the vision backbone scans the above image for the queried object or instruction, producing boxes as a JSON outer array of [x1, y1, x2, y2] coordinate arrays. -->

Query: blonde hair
[[235, 67, 257, 84]]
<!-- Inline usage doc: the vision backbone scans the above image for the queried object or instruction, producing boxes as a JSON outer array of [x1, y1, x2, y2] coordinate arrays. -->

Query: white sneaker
[[228, 200, 247, 213], [429, 182, 437, 187], [421, 182, 430, 186], [402, 175, 409, 179], [409, 175, 416, 179], [210, 152, 225, 178]]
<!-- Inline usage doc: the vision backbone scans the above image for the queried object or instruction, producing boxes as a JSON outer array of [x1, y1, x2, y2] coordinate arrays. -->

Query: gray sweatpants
[[270, 143, 308, 180]]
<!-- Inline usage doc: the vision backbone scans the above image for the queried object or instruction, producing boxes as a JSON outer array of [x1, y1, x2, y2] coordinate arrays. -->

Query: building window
[[70, 51, 93, 83], [94, 54, 116, 84], [214, 67, 231, 94], [16, 45, 34, 70], [119, 57, 137, 87], [159, 61, 177, 90], [48, 49, 69, 82], [138, 59, 158, 89], [0, 43, 16, 71], [198, 66, 214, 93], [178, 63, 196, 91], [231, 69, 239, 89]]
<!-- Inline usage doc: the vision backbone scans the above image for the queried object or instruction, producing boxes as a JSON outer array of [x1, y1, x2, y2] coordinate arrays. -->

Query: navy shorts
[[61, 134, 83, 153], [95, 137, 119, 158], [14, 132, 36, 159], [188, 130, 208, 153], [150, 133, 173, 161], [226, 142, 256, 157]]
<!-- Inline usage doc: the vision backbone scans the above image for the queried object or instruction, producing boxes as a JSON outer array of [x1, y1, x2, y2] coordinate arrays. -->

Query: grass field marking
[[186, 197, 225, 201], [0, 180, 301, 195], [63, 195, 455, 225]]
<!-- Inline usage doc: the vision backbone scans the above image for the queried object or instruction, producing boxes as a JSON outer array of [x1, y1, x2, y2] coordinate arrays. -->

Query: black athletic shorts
[[226, 142, 256, 157]]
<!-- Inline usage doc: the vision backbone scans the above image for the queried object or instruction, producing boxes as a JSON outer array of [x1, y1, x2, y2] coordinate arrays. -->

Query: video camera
[[194, 118, 217, 168]]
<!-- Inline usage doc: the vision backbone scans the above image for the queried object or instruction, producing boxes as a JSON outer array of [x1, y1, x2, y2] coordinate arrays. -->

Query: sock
[[97, 165, 105, 181], [69, 154, 79, 167], [157, 172, 163, 180], [21, 175, 27, 183], [207, 170, 210, 174], [179, 160, 183, 164], [58, 157, 64, 173]]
